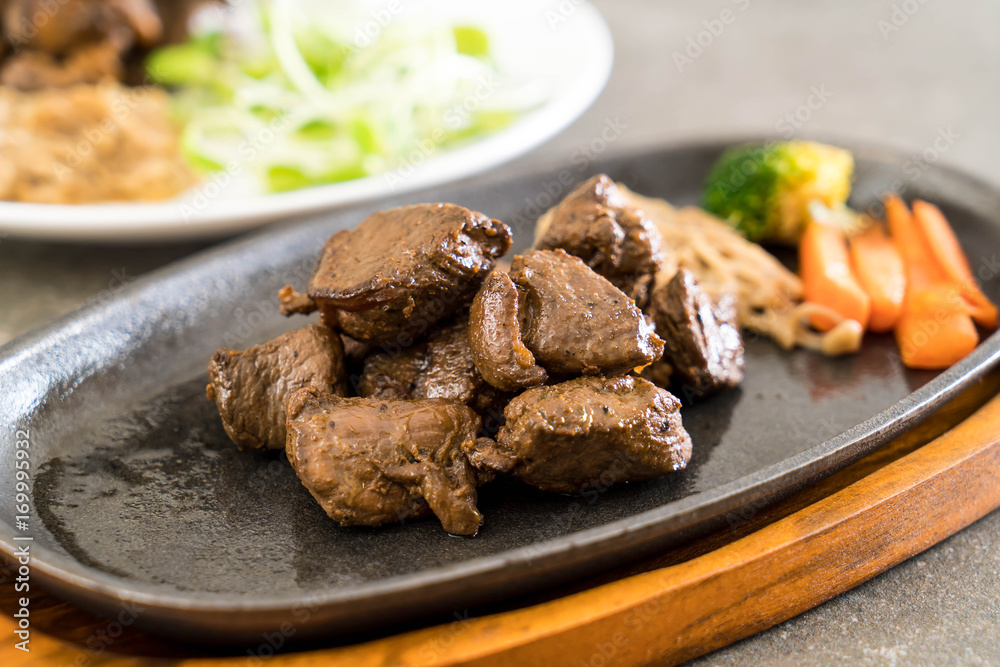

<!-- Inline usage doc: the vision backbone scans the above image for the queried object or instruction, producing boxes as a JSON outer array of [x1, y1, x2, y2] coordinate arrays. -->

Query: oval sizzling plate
[[2, 139, 999, 643]]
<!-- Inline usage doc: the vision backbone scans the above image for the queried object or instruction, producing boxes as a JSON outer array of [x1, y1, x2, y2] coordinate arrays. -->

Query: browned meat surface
[[469, 250, 664, 389], [285, 388, 504, 535], [535, 174, 664, 306], [649, 269, 744, 398], [492, 376, 692, 494], [206, 325, 348, 451], [468, 271, 547, 392], [512, 250, 664, 375], [357, 342, 428, 400], [301, 204, 511, 343], [358, 317, 509, 422], [521, 249, 664, 374], [416, 318, 494, 408]]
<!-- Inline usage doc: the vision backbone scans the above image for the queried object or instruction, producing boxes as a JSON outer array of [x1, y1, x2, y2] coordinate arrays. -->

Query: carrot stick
[[800, 220, 871, 331], [849, 222, 905, 332], [895, 285, 979, 369], [911, 200, 998, 328], [886, 194, 943, 284], [885, 195, 979, 369]]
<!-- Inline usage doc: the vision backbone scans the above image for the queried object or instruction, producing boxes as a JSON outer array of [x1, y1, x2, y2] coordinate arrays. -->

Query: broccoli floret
[[701, 141, 854, 243]]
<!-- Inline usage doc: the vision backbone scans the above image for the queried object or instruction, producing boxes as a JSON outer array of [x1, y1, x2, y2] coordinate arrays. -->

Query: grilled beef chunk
[[357, 342, 428, 400], [206, 325, 348, 451], [468, 271, 548, 392], [285, 388, 506, 535], [534, 174, 664, 306], [649, 269, 744, 397], [487, 376, 692, 494], [469, 249, 664, 389], [513, 250, 665, 374], [296, 203, 510, 343], [358, 317, 510, 423], [416, 318, 507, 413]]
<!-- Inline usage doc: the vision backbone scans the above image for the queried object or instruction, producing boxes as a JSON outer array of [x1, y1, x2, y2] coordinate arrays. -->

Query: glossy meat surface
[[285, 388, 495, 535], [649, 269, 745, 397], [468, 271, 548, 392], [495, 375, 692, 494], [469, 250, 663, 388], [512, 249, 664, 376], [206, 325, 348, 451], [535, 174, 664, 306], [306, 203, 511, 343], [358, 317, 510, 426], [356, 342, 428, 400]]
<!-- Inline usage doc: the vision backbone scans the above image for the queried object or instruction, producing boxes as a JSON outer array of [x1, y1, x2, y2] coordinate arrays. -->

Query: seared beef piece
[[649, 269, 744, 397], [299, 203, 511, 343], [276, 290, 383, 374], [416, 318, 505, 412], [535, 174, 664, 307], [489, 375, 692, 494], [420, 319, 513, 433], [357, 342, 428, 400], [358, 317, 510, 420], [469, 249, 663, 389], [513, 250, 664, 375], [285, 388, 507, 535], [340, 332, 374, 387], [206, 325, 348, 451], [468, 271, 548, 392]]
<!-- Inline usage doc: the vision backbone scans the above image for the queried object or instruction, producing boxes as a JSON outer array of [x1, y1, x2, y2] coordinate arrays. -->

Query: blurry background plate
[[0, 0, 612, 243]]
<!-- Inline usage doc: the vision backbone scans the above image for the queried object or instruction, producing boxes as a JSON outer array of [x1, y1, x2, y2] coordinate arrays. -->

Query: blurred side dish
[[0, 82, 195, 202], [0, 1, 538, 204], [0, 0, 200, 202]]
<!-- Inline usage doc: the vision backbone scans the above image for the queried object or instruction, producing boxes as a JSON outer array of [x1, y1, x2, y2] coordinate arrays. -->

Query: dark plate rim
[[3, 135, 1000, 617]]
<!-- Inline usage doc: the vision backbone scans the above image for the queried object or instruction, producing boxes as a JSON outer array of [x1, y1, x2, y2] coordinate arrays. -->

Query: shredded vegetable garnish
[[146, 0, 542, 194], [619, 187, 864, 356]]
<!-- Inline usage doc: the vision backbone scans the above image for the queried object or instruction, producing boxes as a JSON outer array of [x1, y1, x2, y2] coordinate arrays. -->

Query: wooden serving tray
[[4, 369, 999, 666]]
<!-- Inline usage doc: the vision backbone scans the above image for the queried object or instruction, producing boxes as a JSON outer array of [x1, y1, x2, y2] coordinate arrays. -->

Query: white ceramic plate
[[0, 0, 613, 242]]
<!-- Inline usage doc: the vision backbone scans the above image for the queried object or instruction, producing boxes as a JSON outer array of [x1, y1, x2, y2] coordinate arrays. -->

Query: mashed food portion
[[0, 81, 195, 203]]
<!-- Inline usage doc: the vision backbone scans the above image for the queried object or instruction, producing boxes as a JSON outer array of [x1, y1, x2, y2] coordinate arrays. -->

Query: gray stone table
[[1, 0, 997, 663]]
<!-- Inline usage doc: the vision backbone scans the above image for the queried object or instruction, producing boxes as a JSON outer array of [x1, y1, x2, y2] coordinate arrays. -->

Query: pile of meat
[[206, 177, 746, 536]]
